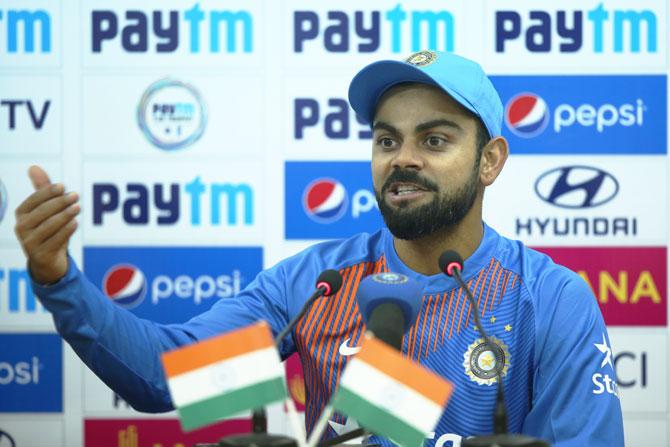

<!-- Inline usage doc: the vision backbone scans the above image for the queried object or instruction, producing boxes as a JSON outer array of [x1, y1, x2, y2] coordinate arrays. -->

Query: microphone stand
[[215, 271, 343, 447], [447, 264, 549, 447]]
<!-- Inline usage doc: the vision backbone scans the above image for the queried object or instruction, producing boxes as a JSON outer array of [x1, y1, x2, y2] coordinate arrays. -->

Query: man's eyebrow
[[372, 121, 399, 134], [415, 119, 463, 133]]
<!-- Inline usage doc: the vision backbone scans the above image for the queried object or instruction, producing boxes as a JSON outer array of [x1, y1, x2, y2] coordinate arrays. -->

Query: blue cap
[[348, 50, 503, 138]]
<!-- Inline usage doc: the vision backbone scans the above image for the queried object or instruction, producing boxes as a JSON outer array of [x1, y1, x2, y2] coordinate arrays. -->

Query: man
[[15, 51, 624, 446]]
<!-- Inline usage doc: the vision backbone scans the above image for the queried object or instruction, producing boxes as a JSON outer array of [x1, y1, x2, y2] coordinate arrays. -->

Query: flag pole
[[306, 404, 335, 447], [285, 397, 307, 447]]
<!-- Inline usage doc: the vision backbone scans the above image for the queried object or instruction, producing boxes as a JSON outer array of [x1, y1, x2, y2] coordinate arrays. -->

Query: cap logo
[[404, 50, 437, 67]]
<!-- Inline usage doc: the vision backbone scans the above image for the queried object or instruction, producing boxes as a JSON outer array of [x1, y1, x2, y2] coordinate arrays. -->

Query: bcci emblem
[[137, 78, 207, 151], [405, 50, 437, 67], [463, 337, 510, 386], [371, 272, 408, 284]]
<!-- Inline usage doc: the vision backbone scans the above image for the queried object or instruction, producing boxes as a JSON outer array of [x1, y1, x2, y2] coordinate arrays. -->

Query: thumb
[[28, 165, 52, 190]]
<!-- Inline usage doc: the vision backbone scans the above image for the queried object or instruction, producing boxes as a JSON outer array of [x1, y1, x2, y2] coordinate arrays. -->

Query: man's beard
[[375, 168, 479, 240]]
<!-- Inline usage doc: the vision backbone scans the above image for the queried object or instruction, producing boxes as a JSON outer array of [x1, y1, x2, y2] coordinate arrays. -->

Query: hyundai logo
[[0, 430, 16, 447], [534, 166, 619, 209]]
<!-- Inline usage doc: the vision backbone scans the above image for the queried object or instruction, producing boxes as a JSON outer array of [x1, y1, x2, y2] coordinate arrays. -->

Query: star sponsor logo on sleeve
[[463, 336, 510, 386], [591, 333, 620, 398]]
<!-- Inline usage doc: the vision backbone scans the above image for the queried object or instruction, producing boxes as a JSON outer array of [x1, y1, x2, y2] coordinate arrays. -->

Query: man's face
[[371, 83, 482, 240]]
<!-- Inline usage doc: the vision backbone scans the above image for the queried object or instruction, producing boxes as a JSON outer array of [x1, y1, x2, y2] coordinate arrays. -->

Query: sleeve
[[31, 255, 290, 413], [521, 269, 624, 447]]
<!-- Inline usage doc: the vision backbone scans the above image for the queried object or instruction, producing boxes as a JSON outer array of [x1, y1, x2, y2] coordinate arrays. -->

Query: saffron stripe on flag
[[178, 377, 286, 431], [163, 322, 275, 378], [333, 387, 426, 447], [339, 358, 445, 432], [167, 347, 284, 407], [355, 336, 453, 406]]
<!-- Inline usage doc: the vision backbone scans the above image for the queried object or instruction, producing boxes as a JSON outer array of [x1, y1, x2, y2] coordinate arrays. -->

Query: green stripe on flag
[[332, 387, 426, 447], [178, 377, 286, 431]]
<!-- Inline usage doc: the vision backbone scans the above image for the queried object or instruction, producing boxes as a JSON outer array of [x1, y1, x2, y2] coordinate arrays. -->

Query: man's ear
[[479, 136, 509, 187]]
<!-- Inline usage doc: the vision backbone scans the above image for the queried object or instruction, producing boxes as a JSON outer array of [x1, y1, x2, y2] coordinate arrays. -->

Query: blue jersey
[[32, 223, 623, 446]]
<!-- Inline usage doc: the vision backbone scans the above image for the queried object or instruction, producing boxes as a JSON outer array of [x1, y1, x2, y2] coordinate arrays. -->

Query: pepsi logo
[[303, 178, 348, 223], [505, 93, 549, 138], [103, 264, 147, 308]]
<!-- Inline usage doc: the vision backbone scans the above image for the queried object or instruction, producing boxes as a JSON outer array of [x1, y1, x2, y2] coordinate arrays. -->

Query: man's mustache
[[381, 169, 439, 194]]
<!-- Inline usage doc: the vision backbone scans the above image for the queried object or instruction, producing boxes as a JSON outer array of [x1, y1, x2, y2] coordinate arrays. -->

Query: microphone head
[[315, 269, 343, 297], [438, 250, 464, 277], [356, 273, 423, 333]]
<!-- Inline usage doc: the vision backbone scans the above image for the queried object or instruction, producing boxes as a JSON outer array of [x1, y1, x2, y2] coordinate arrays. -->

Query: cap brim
[[348, 59, 480, 126]]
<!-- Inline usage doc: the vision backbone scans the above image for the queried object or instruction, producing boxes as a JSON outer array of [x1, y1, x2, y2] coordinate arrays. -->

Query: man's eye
[[379, 138, 396, 148], [426, 136, 447, 147]]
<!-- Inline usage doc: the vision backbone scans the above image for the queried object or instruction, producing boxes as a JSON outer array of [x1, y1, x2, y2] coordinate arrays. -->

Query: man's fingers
[[16, 192, 78, 233], [28, 165, 52, 190], [21, 204, 80, 249], [41, 219, 78, 253], [15, 183, 66, 216]]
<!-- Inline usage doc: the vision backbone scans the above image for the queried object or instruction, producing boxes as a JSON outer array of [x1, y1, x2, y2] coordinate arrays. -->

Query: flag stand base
[[462, 434, 549, 446], [216, 434, 298, 446]]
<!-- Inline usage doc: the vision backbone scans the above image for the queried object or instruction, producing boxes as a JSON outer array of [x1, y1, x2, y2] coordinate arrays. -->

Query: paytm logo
[[0, 333, 62, 412], [285, 162, 381, 239], [0, 267, 45, 315], [92, 177, 254, 226], [91, 4, 252, 53], [84, 246, 262, 323], [0, 8, 51, 53], [492, 75, 666, 154], [294, 97, 372, 140], [294, 5, 454, 53], [496, 4, 657, 54]]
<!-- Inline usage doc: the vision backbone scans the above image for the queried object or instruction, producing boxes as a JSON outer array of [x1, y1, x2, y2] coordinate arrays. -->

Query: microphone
[[319, 272, 423, 447], [219, 270, 342, 447], [356, 272, 423, 350], [275, 269, 343, 348], [438, 251, 549, 447]]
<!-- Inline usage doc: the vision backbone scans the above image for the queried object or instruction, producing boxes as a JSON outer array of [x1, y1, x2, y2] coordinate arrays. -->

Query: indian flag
[[331, 335, 454, 446], [161, 322, 287, 431]]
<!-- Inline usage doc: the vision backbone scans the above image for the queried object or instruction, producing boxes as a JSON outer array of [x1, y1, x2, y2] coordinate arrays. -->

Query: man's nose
[[391, 144, 424, 170]]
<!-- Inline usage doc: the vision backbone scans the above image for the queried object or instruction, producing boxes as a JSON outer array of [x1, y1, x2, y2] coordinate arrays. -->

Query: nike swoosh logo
[[339, 338, 361, 356]]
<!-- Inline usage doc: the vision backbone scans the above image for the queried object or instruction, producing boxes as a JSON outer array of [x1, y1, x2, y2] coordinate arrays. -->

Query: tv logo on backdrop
[[92, 178, 254, 226], [533, 247, 667, 326], [84, 246, 262, 323], [495, 5, 657, 54], [91, 4, 253, 53], [285, 162, 381, 239], [294, 98, 372, 140], [0, 99, 50, 131], [492, 75, 666, 154], [137, 79, 206, 150], [294, 5, 454, 53], [0, 334, 62, 412], [0, 8, 51, 54]]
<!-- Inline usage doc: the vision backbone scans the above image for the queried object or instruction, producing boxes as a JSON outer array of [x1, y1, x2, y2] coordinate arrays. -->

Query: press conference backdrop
[[0, 0, 667, 446]]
